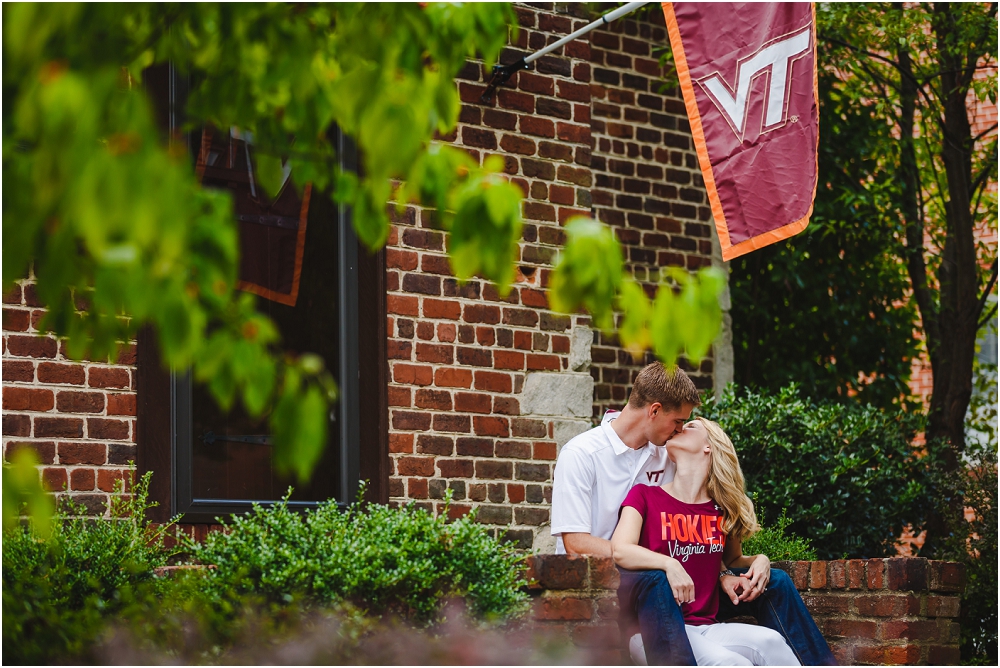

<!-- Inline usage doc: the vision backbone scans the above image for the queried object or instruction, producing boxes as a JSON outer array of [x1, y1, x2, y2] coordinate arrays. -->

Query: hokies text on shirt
[[661, 512, 726, 550]]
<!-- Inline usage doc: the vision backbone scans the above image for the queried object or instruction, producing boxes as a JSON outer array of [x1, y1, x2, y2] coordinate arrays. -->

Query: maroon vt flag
[[662, 2, 818, 260]]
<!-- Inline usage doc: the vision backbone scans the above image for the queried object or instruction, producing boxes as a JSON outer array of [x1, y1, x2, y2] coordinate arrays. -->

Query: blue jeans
[[617, 567, 837, 666]]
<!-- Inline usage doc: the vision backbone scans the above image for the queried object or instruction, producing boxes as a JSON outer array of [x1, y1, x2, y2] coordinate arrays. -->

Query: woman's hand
[[663, 557, 696, 605], [739, 554, 771, 602], [720, 574, 745, 605]]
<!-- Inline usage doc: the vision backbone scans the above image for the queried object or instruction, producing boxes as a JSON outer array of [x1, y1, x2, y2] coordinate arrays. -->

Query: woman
[[611, 417, 800, 666]]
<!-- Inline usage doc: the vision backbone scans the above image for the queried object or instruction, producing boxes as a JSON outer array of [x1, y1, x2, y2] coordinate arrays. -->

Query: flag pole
[[480, 2, 649, 104]]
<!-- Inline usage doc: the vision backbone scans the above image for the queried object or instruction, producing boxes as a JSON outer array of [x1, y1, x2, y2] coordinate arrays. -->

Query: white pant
[[629, 624, 801, 666]]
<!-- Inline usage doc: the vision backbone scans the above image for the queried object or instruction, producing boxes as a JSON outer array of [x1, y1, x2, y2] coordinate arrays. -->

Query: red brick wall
[[383, 3, 714, 549], [2, 4, 716, 534], [2, 278, 137, 517], [525, 555, 964, 666], [587, 11, 716, 417]]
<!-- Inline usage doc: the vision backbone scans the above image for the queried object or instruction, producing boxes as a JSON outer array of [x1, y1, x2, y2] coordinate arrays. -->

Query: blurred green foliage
[[2, 472, 175, 663], [2, 479, 530, 663], [3, 3, 725, 488], [2, 448, 54, 538], [699, 385, 942, 560], [550, 217, 726, 367], [3, 3, 522, 483]]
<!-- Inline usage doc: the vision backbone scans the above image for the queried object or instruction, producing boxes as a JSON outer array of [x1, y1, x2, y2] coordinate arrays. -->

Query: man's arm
[[551, 444, 600, 553], [562, 532, 612, 557]]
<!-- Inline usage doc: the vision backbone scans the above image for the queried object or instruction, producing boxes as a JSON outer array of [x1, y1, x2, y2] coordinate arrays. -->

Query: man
[[551, 362, 835, 665]]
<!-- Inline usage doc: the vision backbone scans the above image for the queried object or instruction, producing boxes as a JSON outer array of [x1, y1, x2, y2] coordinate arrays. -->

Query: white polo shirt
[[551, 410, 676, 554]]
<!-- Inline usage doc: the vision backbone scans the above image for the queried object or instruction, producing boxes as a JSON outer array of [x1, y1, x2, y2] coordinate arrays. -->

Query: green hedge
[[2, 473, 174, 663], [699, 384, 940, 560], [186, 490, 529, 624], [2, 480, 528, 663]]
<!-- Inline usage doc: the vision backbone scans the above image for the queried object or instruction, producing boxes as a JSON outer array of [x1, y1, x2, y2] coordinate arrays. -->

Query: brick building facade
[[2, 280, 138, 516], [383, 3, 716, 550], [2, 3, 717, 551]]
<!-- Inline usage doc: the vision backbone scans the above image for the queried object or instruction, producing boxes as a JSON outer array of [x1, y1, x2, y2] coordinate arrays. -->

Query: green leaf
[[3, 449, 54, 539], [650, 284, 680, 368], [616, 278, 652, 358], [255, 153, 286, 200], [271, 377, 327, 484], [333, 171, 358, 203], [293, 385, 328, 482], [550, 217, 623, 332]]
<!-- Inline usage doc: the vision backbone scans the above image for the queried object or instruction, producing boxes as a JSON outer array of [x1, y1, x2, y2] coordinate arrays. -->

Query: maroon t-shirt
[[621, 485, 727, 625]]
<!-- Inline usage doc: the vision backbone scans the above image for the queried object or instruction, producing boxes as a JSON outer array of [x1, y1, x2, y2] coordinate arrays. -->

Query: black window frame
[[137, 63, 387, 525]]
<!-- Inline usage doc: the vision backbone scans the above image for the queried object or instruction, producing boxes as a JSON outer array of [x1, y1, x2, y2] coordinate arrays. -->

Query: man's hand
[[662, 557, 696, 605], [720, 574, 746, 605], [738, 554, 771, 602]]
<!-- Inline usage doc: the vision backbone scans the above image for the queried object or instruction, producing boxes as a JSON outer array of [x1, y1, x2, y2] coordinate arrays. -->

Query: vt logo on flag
[[662, 3, 819, 260], [698, 26, 811, 141]]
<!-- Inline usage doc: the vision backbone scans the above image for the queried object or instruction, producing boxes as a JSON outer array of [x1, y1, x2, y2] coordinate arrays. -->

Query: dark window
[[137, 65, 387, 524]]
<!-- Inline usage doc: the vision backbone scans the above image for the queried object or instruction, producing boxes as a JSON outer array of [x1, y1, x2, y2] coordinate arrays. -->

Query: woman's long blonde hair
[[697, 417, 759, 541]]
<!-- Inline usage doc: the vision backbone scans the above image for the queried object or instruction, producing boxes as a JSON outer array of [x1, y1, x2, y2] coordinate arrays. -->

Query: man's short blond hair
[[627, 362, 702, 411]]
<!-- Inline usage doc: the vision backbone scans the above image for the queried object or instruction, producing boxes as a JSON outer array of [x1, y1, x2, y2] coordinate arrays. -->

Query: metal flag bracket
[[480, 1, 649, 104]]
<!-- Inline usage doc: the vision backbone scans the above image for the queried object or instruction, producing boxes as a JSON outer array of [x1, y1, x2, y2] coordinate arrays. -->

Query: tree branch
[[898, 42, 943, 365], [976, 258, 999, 323], [856, 63, 894, 107], [969, 152, 999, 202], [845, 48, 901, 96], [977, 303, 997, 331], [920, 133, 949, 213], [965, 5, 999, 91], [822, 36, 917, 88], [892, 64, 997, 84], [970, 154, 997, 220], [915, 168, 927, 229], [973, 122, 999, 145], [820, 35, 945, 121]]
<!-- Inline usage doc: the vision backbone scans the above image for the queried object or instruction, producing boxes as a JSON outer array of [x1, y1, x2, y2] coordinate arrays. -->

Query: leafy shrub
[[699, 384, 940, 559], [2, 472, 174, 663], [932, 439, 997, 664], [743, 502, 818, 562], [3, 478, 529, 663], [185, 491, 529, 624]]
